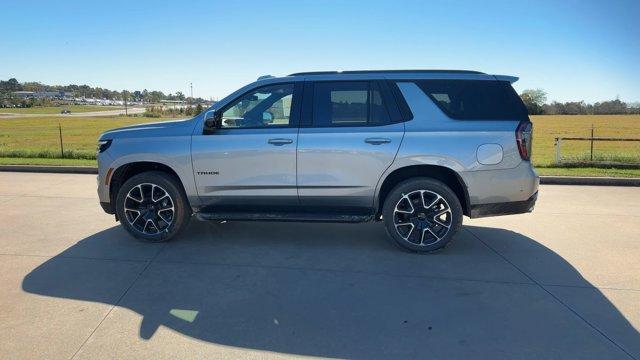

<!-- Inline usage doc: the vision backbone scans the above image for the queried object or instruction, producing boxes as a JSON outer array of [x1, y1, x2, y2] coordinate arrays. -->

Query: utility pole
[[190, 82, 193, 100]]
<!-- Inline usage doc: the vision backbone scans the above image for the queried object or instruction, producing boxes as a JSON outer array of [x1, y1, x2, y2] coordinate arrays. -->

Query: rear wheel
[[382, 178, 463, 252], [116, 171, 191, 242]]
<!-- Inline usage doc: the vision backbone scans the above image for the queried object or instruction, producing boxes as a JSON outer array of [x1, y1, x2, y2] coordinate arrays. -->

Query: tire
[[382, 178, 463, 253], [115, 171, 191, 242]]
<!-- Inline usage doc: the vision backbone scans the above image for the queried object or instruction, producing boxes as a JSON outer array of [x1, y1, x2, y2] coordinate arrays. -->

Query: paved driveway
[[0, 172, 638, 359]]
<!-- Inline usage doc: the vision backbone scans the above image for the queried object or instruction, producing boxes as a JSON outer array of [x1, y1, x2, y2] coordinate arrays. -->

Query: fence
[[554, 136, 640, 166]]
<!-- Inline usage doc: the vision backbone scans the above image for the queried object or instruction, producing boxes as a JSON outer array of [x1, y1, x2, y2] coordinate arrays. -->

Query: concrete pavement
[[0, 172, 638, 359]]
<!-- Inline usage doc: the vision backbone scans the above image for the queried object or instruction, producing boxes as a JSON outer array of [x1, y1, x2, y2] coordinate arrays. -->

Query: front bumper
[[97, 150, 115, 213], [100, 201, 115, 214], [469, 191, 538, 218]]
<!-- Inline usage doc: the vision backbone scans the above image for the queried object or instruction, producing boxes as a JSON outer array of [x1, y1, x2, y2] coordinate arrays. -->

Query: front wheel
[[382, 178, 463, 253], [115, 171, 191, 242]]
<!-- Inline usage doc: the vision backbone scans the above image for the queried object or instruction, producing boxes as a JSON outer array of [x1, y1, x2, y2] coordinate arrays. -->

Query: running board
[[196, 211, 374, 223]]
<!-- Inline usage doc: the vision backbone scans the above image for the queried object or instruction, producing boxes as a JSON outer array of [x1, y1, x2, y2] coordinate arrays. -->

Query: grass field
[[0, 105, 123, 114], [0, 115, 180, 159], [530, 115, 640, 166], [0, 114, 639, 177]]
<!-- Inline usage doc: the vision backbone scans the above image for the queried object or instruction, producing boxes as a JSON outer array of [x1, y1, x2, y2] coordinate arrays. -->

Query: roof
[[288, 70, 485, 76]]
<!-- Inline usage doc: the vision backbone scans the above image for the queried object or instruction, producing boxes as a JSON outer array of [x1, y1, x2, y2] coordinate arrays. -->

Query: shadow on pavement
[[22, 222, 639, 358]]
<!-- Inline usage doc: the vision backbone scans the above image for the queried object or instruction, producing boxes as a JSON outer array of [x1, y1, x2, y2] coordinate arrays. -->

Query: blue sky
[[1, 0, 638, 103]]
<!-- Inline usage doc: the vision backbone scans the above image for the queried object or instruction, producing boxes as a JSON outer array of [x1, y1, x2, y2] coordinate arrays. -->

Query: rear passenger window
[[417, 80, 528, 120], [312, 81, 391, 126]]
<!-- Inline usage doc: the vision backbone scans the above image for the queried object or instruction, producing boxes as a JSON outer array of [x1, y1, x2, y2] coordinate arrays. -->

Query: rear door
[[297, 80, 404, 211]]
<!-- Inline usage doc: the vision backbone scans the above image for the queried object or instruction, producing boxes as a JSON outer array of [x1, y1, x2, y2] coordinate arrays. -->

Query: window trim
[[304, 80, 398, 128], [204, 82, 302, 133], [385, 80, 414, 121]]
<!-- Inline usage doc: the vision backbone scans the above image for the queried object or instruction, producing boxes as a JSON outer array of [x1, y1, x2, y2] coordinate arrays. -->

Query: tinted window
[[416, 80, 528, 120], [221, 83, 294, 128], [312, 81, 390, 126]]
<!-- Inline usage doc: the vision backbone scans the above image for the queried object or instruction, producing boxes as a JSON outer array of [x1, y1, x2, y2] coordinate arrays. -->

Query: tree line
[[2, 78, 639, 115], [519, 89, 640, 115], [0, 78, 208, 106]]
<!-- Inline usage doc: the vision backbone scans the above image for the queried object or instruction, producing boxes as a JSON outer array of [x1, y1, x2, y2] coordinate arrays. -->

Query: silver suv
[[97, 70, 538, 252]]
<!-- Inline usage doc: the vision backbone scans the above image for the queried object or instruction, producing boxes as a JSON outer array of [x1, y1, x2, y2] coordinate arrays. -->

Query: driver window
[[221, 84, 294, 128]]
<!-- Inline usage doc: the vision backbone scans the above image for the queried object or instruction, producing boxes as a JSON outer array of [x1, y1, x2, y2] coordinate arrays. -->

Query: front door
[[297, 80, 404, 211], [192, 82, 302, 208]]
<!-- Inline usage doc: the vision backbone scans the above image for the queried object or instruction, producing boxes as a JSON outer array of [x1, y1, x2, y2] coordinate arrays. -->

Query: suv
[[97, 70, 538, 253]]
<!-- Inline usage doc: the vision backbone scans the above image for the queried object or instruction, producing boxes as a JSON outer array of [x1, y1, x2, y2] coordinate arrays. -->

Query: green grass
[[0, 114, 639, 177], [0, 105, 123, 114], [0, 149, 95, 160], [559, 152, 640, 164], [535, 166, 640, 178], [0, 115, 179, 156], [0, 157, 97, 166]]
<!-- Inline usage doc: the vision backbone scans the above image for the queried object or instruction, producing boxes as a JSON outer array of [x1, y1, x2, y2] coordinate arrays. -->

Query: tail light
[[516, 121, 533, 160]]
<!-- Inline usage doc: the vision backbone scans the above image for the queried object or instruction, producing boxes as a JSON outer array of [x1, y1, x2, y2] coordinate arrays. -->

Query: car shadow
[[22, 221, 639, 358]]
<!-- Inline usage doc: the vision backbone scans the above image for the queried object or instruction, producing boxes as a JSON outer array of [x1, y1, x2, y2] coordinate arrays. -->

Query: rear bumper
[[460, 161, 539, 207], [469, 191, 537, 218]]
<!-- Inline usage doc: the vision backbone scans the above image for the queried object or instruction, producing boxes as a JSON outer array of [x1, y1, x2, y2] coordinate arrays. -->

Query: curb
[[1, 165, 639, 186]]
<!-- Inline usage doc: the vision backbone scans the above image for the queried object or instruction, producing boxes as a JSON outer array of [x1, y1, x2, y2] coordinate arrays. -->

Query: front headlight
[[97, 139, 112, 154]]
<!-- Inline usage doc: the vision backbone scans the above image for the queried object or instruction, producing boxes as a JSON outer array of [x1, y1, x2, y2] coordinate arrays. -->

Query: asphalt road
[[0, 107, 146, 118], [0, 172, 638, 359]]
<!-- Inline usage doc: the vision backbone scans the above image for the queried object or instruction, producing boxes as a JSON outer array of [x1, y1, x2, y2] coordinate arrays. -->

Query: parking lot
[[0, 172, 638, 359]]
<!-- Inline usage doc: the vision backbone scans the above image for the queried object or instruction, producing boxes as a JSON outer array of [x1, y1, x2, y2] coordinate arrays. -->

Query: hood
[[99, 118, 197, 140]]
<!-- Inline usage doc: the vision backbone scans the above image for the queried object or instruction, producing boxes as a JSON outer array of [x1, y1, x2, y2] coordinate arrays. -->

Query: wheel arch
[[376, 165, 470, 217], [109, 161, 189, 209]]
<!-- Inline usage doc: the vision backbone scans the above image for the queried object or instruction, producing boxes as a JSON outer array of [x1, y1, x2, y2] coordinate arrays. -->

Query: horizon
[[3, 75, 638, 106], [1, 0, 638, 103]]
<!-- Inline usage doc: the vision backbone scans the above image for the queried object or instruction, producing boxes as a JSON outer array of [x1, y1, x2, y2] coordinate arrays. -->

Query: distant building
[[12, 91, 34, 98], [12, 90, 74, 99]]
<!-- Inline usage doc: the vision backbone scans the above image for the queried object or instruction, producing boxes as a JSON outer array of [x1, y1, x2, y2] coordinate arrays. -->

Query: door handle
[[268, 138, 293, 146], [365, 137, 391, 145]]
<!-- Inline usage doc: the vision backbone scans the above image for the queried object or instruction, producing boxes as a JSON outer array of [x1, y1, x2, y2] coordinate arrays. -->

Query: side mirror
[[203, 110, 219, 134], [262, 111, 273, 123]]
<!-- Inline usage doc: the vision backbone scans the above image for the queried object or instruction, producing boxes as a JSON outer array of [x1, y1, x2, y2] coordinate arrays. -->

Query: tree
[[520, 89, 547, 115], [0, 78, 23, 92], [593, 99, 627, 115]]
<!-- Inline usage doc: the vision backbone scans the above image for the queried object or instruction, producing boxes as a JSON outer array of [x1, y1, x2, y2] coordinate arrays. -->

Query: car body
[[97, 70, 538, 252]]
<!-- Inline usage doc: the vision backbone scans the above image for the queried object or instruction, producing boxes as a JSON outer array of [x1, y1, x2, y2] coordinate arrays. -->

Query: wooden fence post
[[58, 123, 64, 158], [590, 125, 594, 162]]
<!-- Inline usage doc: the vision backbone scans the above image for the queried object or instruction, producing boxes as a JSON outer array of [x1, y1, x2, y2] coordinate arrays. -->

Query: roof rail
[[288, 70, 485, 76], [257, 75, 274, 81]]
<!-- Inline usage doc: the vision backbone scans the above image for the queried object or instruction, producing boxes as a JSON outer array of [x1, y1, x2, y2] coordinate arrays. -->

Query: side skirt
[[196, 211, 374, 223]]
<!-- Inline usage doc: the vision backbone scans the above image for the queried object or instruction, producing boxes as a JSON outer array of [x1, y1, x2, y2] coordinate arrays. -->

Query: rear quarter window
[[416, 80, 528, 120]]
